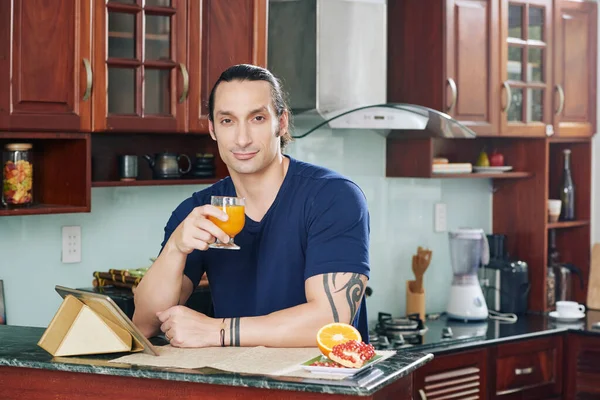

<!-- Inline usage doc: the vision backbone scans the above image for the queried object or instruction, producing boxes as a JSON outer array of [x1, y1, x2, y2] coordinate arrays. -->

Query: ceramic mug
[[556, 300, 585, 316]]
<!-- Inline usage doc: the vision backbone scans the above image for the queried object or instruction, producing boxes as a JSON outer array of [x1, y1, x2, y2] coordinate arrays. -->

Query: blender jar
[[2, 143, 34, 207]]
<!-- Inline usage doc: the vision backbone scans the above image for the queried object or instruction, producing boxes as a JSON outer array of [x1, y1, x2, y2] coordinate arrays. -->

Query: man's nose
[[235, 123, 252, 148]]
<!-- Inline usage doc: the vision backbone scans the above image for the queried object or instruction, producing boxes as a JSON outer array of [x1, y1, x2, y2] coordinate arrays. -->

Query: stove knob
[[442, 327, 453, 338]]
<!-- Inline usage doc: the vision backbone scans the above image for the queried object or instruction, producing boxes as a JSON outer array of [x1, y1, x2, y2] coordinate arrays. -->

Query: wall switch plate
[[434, 203, 447, 232], [62, 226, 81, 263]]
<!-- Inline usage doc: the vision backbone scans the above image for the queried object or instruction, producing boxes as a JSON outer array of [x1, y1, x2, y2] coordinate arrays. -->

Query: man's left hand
[[156, 306, 219, 348]]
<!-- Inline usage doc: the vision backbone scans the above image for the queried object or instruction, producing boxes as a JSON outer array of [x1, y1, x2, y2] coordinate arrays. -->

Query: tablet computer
[[55, 285, 159, 356]]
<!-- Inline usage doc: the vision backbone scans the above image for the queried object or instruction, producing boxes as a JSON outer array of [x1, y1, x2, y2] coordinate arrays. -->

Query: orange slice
[[316, 322, 362, 357]]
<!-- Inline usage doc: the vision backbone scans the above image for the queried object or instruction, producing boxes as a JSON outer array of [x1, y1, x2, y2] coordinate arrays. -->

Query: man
[[133, 64, 370, 348]]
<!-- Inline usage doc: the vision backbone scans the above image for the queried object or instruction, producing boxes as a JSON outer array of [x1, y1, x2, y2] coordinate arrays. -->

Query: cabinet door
[[414, 349, 488, 399], [500, 0, 554, 137], [0, 0, 92, 132], [188, 0, 268, 133], [445, 0, 500, 136], [565, 334, 600, 400], [491, 335, 562, 399], [553, 0, 597, 137], [92, 0, 188, 132]]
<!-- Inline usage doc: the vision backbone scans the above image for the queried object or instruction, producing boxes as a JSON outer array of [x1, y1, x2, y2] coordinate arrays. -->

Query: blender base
[[446, 283, 489, 321]]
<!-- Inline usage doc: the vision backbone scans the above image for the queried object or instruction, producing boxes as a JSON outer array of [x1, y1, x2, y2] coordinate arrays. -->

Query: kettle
[[553, 263, 584, 302], [143, 152, 191, 179]]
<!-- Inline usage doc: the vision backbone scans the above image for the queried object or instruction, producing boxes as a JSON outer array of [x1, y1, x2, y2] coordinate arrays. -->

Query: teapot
[[143, 152, 191, 179]]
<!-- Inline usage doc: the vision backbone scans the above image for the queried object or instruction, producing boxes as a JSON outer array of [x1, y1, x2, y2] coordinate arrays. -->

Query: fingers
[[193, 205, 228, 221], [193, 217, 230, 244]]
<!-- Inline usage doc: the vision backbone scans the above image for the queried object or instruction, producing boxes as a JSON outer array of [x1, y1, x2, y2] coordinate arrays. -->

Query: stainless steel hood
[[267, 0, 476, 139]]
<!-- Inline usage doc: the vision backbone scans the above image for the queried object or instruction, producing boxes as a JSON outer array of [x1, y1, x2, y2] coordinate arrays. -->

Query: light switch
[[434, 203, 447, 233]]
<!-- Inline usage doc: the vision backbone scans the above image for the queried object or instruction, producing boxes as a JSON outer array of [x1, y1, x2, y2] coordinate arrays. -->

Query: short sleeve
[[304, 179, 370, 280], [159, 203, 205, 288]]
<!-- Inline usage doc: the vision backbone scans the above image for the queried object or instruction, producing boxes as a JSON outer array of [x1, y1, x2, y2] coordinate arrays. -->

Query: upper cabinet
[[388, 0, 597, 138], [188, 0, 267, 133], [0, 0, 92, 132], [553, 0, 597, 137], [92, 0, 188, 132], [0, 0, 267, 135], [388, 0, 500, 137], [500, 0, 553, 137]]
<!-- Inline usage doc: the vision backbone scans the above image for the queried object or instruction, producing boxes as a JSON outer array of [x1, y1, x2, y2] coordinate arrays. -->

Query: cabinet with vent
[[413, 348, 487, 400], [565, 333, 600, 399]]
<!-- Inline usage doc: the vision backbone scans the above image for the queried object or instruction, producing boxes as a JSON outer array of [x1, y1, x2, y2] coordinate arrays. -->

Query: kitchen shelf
[[92, 178, 220, 187], [0, 204, 89, 216], [432, 172, 533, 179], [547, 220, 591, 229]]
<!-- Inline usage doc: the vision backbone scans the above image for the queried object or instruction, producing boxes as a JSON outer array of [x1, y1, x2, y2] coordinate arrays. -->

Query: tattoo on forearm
[[323, 273, 365, 323], [323, 275, 340, 322], [231, 317, 240, 347]]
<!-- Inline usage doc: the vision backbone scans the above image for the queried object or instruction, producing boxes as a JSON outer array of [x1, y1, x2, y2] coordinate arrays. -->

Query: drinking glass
[[208, 196, 245, 250]]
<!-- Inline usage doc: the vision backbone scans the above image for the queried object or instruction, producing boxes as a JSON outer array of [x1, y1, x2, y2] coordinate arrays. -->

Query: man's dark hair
[[208, 64, 293, 151]]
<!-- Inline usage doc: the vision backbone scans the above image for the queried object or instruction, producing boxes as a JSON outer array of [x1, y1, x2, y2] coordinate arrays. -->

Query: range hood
[[267, 0, 476, 139]]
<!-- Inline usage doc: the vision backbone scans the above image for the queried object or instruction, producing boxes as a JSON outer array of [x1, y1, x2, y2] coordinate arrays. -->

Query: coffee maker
[[480, 234, 530, 315]]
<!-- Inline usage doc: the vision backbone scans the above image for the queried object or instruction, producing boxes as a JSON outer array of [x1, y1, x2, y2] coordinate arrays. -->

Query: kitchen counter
[[402, 310, 600, 355], [0, 325, 433, 399]]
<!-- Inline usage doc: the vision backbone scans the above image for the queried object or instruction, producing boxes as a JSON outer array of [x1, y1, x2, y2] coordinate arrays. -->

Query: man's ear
[[208, 120, 217, 141], [278, 110, 289, 137]]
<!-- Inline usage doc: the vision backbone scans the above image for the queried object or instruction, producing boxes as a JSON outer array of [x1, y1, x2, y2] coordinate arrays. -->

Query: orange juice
[[209, 205, 245, 237]]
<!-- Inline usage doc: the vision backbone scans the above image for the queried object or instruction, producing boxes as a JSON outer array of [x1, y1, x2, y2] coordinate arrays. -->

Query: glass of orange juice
[[208, 196, 245, 250]]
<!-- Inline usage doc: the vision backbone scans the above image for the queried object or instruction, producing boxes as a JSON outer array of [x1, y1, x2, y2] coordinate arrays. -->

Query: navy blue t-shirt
[[160, 156, 371, 341]]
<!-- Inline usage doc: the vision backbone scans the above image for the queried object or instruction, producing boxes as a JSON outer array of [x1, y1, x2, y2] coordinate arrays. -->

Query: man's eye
[[254, 116, 265, 122], [221, 119, 232, 124]]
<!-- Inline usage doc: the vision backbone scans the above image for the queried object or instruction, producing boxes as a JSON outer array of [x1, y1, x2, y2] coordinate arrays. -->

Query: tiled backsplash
[[0, 128, 491, 327]]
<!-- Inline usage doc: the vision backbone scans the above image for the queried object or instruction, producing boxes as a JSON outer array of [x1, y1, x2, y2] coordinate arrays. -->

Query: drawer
[[496, 348, 555, 395], [492, 335, 563, 398]]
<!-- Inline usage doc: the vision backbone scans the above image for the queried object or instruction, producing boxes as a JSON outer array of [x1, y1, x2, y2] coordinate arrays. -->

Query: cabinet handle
[[502, 81, 512, 113], [555, 84, 565, 116], [178, 63, 189, 103], [515, 366, 534, 375], [418, 389, 427, 399], [82, 58, 92, 101], [446, 78, 457, 113]]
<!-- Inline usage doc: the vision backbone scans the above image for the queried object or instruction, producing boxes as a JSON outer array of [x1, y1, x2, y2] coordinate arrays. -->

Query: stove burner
[[371, 312, 427, 349]]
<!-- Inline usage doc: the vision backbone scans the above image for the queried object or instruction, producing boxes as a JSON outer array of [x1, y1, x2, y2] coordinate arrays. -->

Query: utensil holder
[[406, 280, 425, 321]]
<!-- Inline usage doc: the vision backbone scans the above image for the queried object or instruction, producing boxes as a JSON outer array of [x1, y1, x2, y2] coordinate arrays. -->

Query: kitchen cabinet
[[188, 0, 267, 133], [490, 335, 563, 398], [413, 348, 488, 399], [553, 0, 597, 138], [388, 0, 500, 137], [500, 0, 554, 137], [565, 333, 600, 399], [92, 0, 188, 132], [0, 0, 93, 132]]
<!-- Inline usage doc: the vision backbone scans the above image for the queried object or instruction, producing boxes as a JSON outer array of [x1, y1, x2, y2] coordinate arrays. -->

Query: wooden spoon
[[412, 247, 432, 293]]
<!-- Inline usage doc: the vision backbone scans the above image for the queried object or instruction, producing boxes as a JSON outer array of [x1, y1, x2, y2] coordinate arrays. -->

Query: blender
[[446, 228, 490, 321]]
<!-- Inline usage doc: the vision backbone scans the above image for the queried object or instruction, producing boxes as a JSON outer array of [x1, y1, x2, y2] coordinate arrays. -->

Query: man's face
[[209, 80, 287, 175]]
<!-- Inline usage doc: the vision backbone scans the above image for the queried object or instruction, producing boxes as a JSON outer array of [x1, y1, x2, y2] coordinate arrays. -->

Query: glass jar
[[2, 143, 33, 207]]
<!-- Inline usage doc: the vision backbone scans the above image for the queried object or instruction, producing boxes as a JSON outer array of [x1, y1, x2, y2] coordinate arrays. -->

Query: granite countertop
[[403, 309, 600, 355], [0, 325, 433, 397]]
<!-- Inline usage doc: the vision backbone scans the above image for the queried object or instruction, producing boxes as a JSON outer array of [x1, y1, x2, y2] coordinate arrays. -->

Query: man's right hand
[[168, 205, 230, 254]]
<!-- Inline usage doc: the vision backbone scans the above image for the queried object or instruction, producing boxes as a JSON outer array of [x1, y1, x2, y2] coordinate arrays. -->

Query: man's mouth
[[232, 151, 258, 160]]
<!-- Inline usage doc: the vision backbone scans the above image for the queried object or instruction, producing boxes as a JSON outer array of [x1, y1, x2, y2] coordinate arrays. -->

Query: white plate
[[473, 166, 513, 173], [549, 310, 585, 322], [300, 354, 384, 376]]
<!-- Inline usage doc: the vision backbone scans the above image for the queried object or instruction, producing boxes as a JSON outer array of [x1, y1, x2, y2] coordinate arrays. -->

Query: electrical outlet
[[434, 203, 447, 232], [62, 226, 81, 263]]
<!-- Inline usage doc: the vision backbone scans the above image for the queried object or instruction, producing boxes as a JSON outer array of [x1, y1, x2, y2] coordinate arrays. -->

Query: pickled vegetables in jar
[[2, 143, 33, 207]]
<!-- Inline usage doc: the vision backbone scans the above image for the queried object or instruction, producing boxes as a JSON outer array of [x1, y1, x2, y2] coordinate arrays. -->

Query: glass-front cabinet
[[93, 0, 188, 132], [501, 0, 553, 136]]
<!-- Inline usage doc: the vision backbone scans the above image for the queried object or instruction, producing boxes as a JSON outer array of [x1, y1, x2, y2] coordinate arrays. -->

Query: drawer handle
[[418, 389, 427, 400], [82, 58, 92, 102], [515, 367, 534, 375], [178, 63, 189, 103], [446, 78, 457, 113], [502, 81, 512, 112]]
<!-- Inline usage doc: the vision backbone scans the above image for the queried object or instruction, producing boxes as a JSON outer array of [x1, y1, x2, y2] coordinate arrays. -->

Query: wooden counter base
[[0, 366, 413, 400]]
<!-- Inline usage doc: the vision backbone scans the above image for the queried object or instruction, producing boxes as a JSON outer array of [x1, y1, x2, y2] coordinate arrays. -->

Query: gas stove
[[369, 312, 428, 350], [368, 312, 487, 351]]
